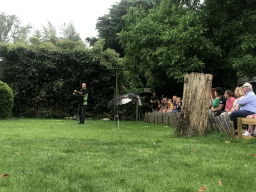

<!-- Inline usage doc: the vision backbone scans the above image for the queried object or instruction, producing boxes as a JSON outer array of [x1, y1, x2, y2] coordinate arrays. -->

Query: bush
[[0, 81, 14, 118]]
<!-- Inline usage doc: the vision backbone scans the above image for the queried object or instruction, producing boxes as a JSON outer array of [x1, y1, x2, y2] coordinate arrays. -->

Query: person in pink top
[[224, 90, 236, 112]]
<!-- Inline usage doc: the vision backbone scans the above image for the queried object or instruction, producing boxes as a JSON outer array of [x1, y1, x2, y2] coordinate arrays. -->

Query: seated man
[[230, 83, 256, 130]]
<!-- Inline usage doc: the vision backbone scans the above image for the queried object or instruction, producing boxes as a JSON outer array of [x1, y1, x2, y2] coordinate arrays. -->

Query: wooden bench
[[237, 117, 256, 139]]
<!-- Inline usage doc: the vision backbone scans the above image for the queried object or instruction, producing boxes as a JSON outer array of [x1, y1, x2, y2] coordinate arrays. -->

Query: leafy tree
[[90, 39, 120, 68], [95, 0, 161, 57], [118, 0, 221, 91], [32, 29, 42, 39], [85, 37, 98, 47], [42, 20, 58, 44], [60, 22, 81, 41], [0, 12, 31, 43], [201, 0, 256, 87], [11, 24, 32, 43], [0, 39, 117, 117], [0, 80, 14, 119]]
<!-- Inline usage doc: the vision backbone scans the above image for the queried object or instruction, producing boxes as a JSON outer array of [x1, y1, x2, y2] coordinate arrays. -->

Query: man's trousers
[[229, 110, 255, 130], [78, 104, 86, 124]]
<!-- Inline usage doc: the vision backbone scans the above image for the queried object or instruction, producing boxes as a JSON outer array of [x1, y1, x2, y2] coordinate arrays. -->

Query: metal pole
[[136, 102, 138, 122], [116, 69, 119, 130], [114, 88, 116, 121]]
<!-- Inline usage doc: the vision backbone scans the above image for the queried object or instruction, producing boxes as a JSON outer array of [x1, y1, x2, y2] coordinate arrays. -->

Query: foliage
[[0, 80, 14, 118], [0, 39, 117, 117], [90, 39, 120, 69], [201, 0, 256, 87], [95, 0, 161, 57], [0, 12, 32, 43], [85, 37, 98, 47], [118, 0, 221, 90], [42, 20, 58, 44], [60, 21, 81, 41]]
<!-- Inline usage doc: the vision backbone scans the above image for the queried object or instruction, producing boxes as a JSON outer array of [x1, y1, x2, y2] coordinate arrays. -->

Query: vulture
[[108, 93, 142, 110]]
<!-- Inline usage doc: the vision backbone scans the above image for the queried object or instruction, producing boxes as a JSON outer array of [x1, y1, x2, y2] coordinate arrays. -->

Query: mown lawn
[[0, 118, 256, 192]]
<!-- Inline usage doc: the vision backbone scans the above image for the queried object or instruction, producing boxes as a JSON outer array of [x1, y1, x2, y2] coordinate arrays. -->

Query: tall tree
[[32, 29, 42, 39], [42, 20, 58, 44], [60, 21, 81, 41], [201, 0, 256, 87], [0, 12, 31, 43], [85, 37, 98, 47], [118, 0, 220, 90], [95, 0, 161, 57]]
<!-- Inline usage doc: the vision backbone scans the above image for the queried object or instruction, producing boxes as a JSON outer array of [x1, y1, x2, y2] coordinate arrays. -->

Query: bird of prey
[[108, 93, 142, 110]]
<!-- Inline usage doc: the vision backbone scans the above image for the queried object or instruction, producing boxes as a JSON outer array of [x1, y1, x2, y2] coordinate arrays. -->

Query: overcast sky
[[1, 0, 121, 41]]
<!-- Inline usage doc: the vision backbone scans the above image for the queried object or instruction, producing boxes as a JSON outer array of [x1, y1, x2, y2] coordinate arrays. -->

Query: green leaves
[[118, 0, 218, 89], [0, 39, 117, 117]]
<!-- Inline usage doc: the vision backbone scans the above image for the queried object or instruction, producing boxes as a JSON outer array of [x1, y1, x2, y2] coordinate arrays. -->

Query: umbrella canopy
[[108, 93, 142, 110]]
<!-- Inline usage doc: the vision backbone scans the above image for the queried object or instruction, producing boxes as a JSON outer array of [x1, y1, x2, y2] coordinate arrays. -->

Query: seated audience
[[210, 88, 216, 105], [210, 87, 226, 115], [227, 87, 244, 115], [172, 95, 178, 111], [172, 97, 182, 113], [167, 101, 173, 113], [224, 90, 236, 112], [169, 99, 173, 109], [157, 100, 161, 111], [230, 82, 256, 130]]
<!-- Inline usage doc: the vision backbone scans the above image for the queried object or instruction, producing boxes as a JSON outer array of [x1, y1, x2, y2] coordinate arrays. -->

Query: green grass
[[0, 118, 256, 192]]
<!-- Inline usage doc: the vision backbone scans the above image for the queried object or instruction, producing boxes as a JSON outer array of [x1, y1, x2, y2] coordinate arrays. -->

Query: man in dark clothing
[[150, 92, 159, 112], [73, 83, 88, 124]]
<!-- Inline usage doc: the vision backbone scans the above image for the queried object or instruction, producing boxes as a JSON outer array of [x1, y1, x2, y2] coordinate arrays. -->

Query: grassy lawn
[[0, 118, 256, 192]]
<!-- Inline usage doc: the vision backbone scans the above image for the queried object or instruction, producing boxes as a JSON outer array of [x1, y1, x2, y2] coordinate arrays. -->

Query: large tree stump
[[176, 73, 213, 136]]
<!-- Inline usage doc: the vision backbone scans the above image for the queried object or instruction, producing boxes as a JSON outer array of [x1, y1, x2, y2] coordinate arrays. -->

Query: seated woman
[[224, 90, 236, 112], [169, 99, 173, 109], [209, 88, 216, 109], [210, 87, 226, 115], [166, 99, 173, 113], [243, 114, 256, 136], [227, 87, 244, 115]]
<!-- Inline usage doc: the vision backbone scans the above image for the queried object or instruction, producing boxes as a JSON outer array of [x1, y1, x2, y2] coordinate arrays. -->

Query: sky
[[1, 0, 121, 41]]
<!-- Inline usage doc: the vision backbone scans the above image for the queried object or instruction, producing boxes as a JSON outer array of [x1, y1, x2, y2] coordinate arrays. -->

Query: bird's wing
[[121, 98, 132, 104], [126, 93, 142, 106], [107, 93, 142, 109]]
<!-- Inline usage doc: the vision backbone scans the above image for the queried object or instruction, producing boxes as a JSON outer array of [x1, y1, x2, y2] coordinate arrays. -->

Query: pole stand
[[116, 114, 120, 131]]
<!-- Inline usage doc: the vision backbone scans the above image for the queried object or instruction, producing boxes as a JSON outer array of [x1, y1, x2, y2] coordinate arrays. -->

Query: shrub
[[0, 81, 14, 118]]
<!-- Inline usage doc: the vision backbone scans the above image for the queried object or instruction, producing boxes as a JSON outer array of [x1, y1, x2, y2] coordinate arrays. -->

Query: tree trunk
[[176, 72, 213, 137]]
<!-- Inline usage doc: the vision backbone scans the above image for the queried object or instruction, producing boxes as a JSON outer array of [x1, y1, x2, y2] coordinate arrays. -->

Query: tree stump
[[175, 72, 213, 137]]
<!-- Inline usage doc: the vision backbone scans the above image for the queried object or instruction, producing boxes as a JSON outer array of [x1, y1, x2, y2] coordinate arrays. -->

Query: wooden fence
[[144, 112, 181, 127], [144, 111, 234, 137]]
